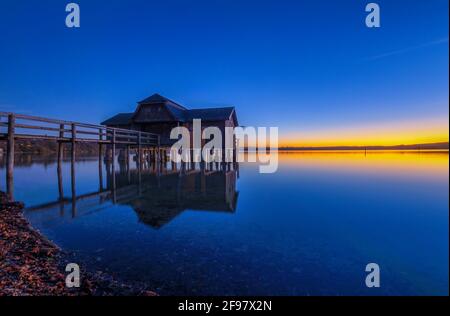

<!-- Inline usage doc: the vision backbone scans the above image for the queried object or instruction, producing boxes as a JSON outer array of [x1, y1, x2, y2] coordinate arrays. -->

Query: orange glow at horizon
[[279, 118, 449, 147]]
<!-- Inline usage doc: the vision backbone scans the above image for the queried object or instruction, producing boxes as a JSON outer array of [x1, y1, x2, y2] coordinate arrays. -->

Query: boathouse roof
[[101, 94, 238, 125], [101, 112, 134, 126]]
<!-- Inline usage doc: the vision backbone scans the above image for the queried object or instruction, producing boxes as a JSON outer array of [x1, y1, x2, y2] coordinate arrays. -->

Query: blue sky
[[0, 0, 448, 144]]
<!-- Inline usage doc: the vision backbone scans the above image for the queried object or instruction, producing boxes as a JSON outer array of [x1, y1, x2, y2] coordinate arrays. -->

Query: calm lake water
[[1, 151, 448, 295]]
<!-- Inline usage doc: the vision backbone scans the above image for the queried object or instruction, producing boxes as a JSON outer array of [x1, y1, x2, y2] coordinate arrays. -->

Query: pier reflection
[[24, 154, 239, 229]]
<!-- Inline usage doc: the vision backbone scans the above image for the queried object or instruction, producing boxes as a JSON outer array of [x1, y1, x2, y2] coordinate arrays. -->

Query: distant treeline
[[0, 140, 448, 156], [0, 139, 99, 155], [277, 142, 449, 151]]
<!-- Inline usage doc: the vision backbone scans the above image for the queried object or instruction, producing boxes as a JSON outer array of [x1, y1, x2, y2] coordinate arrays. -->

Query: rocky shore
[[0, 191, 156, 296]]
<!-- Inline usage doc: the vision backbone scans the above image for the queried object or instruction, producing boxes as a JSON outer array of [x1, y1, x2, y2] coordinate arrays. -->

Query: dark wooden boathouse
[[101, 93, 239, 148]]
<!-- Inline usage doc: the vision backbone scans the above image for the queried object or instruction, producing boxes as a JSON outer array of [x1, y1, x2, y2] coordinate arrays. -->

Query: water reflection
[[0, 151, 448, 295], [24, 155, 239, 229]]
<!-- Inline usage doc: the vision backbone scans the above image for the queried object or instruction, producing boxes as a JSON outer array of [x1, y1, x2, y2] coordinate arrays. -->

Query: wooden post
[[138, 156, 142, 196], [6, 114, 15, 201], [137, 131, 142, 170], [98, 128, 103, 160], [233, 136, 237, 162], [157, 135, 161, 164], [98, 128, 103, 190], [111, 129, 116, 202], [71, 123, 76, 163], [71, 123, 76, 218], [111, 129, 116, 163], [57, 124, 64, 200], [58, 123, 64, 161], [126, 145, 130, 183]]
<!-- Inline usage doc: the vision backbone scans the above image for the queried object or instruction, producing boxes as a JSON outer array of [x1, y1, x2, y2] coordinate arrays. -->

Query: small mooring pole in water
[[6, 114, 15, 201]]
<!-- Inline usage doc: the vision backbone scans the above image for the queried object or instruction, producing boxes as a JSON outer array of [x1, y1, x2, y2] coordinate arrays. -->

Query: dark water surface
[[1, 151, 448, 295]]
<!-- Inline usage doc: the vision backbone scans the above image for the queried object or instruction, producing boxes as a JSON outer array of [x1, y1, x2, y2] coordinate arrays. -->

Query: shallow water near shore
[[1, 151, 448, 295]]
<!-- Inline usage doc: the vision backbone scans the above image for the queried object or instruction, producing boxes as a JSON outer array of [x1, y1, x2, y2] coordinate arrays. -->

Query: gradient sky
[[0, 0, 448, 146]]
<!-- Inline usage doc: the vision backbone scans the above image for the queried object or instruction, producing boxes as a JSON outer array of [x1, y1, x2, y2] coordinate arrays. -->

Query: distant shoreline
[[246, 142, 449, 152], [0, 140, 448, 155]]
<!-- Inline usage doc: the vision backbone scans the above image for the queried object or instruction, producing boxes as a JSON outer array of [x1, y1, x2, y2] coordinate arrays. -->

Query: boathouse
[[101, 94, 239, 147]]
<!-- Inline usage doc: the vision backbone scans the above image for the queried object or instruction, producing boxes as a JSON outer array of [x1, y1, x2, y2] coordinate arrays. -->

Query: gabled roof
[[185, 107, 236, 122], [101, 113, 133, 125], [102, 94, 238, 126], [138, 93, 186, 110]]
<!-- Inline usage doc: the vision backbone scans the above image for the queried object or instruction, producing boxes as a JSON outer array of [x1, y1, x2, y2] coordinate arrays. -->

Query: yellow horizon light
[[279, 119, 449, 147]]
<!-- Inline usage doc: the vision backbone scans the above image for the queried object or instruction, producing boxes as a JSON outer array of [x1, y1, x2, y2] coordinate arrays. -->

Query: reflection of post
[[71, 196, 77, 218], [57, 157, 64, 200], [6, 114, 15, 201], [200, 161, 205, 174], [71, 123, 76, 218], [201, 172, 206, 196], [138, 166, 142, 196], [59, 202, 65, 217], [57, 123, 64, 200], [105, 158, 111, 189], [99, 157, 104, 191], [177, 166, 183, 203]]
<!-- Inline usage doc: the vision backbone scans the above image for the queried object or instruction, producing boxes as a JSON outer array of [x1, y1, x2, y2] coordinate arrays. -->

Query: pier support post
[[137, 132, 142, 171], [111, 129, 116, 203], [70, 123, 76, 218], [98, 128, 103, 190], [126, 145, 131, 182], [57, 124, 64, 200], [6, 114, 15, 201]]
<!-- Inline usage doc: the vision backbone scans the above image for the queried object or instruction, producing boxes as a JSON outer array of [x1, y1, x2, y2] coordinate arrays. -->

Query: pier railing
[[0, 112, 160, 200], [0, 112, 159, 146]]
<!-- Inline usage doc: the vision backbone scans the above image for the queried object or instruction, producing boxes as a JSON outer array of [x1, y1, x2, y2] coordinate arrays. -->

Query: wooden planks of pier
[[0, 112, 160, 201]]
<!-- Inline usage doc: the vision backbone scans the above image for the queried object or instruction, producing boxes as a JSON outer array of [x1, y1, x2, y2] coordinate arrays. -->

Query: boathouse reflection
[[25, 157, 239, 229]]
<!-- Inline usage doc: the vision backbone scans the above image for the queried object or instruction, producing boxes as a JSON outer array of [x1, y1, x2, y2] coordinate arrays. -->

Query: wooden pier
[[0, 112, 161, 201]]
